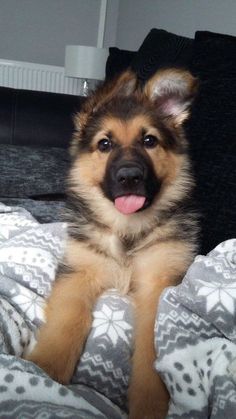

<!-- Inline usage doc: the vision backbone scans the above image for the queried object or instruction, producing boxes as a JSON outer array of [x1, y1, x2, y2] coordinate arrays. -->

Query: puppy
[[27, 68, 198, 419]]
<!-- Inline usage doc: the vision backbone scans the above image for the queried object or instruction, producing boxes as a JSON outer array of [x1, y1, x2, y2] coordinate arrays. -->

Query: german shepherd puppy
[[27, 68, 198, 418]]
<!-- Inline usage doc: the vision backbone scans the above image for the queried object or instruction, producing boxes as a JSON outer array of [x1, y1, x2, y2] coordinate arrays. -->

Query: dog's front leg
[[128, 280, 170, 419], [129, 242, 192, 418], [27, 270, 103, 384]]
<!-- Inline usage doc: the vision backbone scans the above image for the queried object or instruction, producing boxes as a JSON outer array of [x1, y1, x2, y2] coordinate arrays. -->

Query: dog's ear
[[144, 69, 198, 125], [74, 70, 138, 132], [107, 69, 138, 97]]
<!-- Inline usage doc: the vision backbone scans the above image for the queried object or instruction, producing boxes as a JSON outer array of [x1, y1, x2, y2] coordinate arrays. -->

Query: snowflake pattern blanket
[[0, 203, 235, 418]]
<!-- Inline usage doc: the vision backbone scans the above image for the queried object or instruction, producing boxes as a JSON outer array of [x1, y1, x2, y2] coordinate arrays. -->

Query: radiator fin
[[0, 59, 83, 95]]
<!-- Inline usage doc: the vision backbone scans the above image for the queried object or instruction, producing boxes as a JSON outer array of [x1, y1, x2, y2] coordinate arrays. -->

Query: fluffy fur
[[27, 68, 198, 419]]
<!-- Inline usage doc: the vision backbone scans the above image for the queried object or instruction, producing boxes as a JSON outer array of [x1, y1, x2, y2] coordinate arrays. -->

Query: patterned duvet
[[0, 203, 235, 418]]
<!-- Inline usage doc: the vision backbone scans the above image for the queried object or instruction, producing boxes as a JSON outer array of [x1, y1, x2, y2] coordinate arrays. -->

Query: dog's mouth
[[114, 194, 147, 215]]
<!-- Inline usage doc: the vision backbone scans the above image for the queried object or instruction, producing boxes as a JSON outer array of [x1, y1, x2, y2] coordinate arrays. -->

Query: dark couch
[[0, 87, 83, 222], [1, 28, 235, 255]]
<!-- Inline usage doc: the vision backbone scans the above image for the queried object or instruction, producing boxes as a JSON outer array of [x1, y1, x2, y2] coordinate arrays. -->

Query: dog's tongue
[[114, 195, 146, 214]]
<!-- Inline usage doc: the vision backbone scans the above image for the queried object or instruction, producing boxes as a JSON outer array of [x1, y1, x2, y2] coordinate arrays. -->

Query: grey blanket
[[156, 240, 236, 418], [0, 202, 235, 418]]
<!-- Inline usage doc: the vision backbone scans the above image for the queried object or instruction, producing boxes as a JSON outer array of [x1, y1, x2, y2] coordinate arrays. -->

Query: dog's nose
[[116, 166, 144, 186]]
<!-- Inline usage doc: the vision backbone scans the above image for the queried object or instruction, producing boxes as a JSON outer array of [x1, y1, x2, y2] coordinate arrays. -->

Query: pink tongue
[[115, 195, 146, 214]]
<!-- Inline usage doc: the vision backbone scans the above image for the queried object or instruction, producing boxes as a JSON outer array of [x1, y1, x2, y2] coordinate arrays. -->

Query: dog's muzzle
[[102, 151, 161, 215]]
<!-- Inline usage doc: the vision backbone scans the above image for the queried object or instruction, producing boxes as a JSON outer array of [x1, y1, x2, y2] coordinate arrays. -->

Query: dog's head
[[69, 68, 197, 231]]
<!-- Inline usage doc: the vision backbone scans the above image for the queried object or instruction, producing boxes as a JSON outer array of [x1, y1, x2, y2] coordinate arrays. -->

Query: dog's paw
[[26, 349, 74, 384]]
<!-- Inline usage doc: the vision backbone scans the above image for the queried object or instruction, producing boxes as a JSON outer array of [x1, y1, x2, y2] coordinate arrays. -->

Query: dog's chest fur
[[66, 221, 179, 296], [88, 223, 154, 262], [64, 228, 145, 294]]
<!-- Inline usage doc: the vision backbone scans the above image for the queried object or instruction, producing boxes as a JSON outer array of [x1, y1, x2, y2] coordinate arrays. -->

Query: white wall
[[1, 0, 235, 66], [116, 0, 236, 50], [0, 0, 118, 66]]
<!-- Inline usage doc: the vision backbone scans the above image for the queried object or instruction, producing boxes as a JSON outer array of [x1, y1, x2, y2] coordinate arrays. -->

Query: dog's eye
[[142, 135, 158, 149], [97, 138, 113, 152]]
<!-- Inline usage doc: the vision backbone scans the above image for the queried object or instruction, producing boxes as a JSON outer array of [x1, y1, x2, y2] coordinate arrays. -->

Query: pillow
[[105, 47, 136, 80], [131, 28, 193, 81], [186, 31, 236, 254]]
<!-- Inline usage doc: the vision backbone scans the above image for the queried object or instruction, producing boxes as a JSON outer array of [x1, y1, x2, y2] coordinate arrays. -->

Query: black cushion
[[187, 31, 236, 254], [106, 47, 136, 80], [105, 29, 193, 83], [131, 28, 193, 81]]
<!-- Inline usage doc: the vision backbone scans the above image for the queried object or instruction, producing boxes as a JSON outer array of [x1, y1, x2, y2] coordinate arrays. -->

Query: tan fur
[[27, 68, 198, 419]]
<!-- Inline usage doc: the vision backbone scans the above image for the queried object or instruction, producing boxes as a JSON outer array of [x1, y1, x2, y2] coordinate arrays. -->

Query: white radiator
[[0, 59, 83, 95]]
